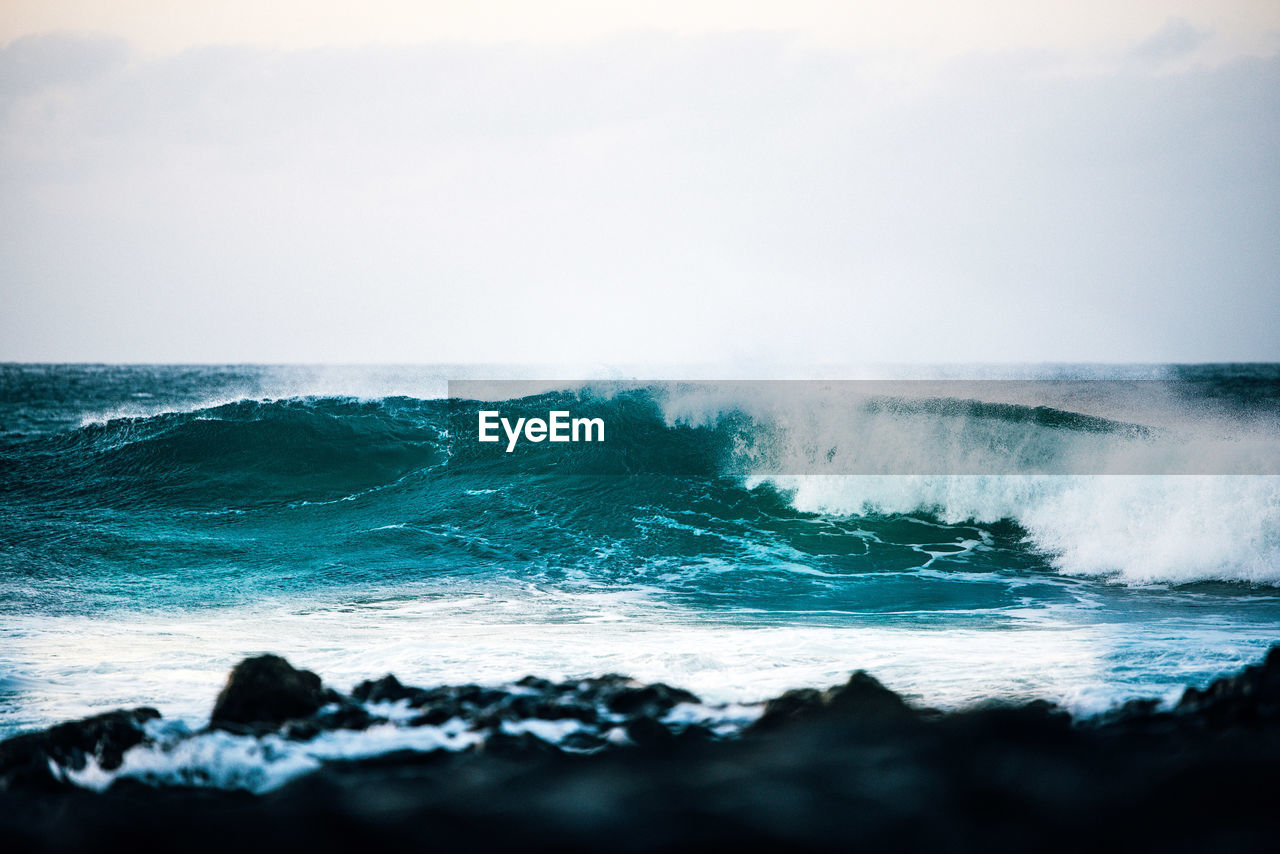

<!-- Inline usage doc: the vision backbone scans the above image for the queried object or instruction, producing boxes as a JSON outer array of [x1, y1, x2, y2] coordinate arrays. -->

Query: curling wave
[[2, 376, 1279, 584]]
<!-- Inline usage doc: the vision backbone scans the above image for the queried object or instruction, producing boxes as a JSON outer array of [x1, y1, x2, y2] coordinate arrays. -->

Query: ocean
[[2, 362, 1279, 757]]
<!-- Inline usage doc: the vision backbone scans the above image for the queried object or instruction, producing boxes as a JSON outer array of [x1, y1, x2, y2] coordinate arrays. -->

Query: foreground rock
[[0, 708, 159, 791], [209, 654, 328, 731], [3, 649, 1280, 852], [1176, 645, 1280, 724], [752, 669, 919, 730]]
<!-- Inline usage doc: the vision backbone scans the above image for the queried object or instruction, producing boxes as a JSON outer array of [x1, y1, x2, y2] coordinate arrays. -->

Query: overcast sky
[[2, 2, 1278, 364]]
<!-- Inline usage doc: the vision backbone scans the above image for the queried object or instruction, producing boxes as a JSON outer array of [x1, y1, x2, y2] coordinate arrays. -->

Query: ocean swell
[[2, 377, 1278, 586]]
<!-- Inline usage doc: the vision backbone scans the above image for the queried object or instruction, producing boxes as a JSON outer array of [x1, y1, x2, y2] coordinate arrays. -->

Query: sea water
[[2, 363, 1278, 743]]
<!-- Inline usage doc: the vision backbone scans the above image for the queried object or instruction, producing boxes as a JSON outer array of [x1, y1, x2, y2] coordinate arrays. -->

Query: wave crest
[[761, 474, 1280, 585]]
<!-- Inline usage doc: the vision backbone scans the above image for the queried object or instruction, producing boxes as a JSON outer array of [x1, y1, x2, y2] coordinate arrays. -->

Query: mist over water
[[2, 364, 1279, 740]]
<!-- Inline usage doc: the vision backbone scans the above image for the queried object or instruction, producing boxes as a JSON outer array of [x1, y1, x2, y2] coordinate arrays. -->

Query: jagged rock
[[560, 731, 608, 752], [607, 683, 699, 717], [405, 685, 459, 710], [624, 716, 675, 748], [452, 685, 510, 709], [752, 672, 915, 733], [310, 701, 376, 733], [947, 699, 1073, 741], [0, 708, 159, 790], [575, 674, 633, 693], [824, 670, 917, 722], [1177, 646, 1280, 726], [209, 655, 326, 731], [352, 674, 416, 704], [754, 688, 827, 731], [482, 731, 564, 758], [6, 647, 1280, 853], [498, 694, 541, 721], [672, 723, 714, 745], [409, 706, 459, 727], [515, 675, 555, 692], [1115, 697, 1161, 719], [280, 720, 322, 741], [531, 699, 598, 724]]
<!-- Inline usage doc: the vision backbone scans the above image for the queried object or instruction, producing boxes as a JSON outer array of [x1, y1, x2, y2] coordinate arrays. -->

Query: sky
[[2, 2, 1278, 364]]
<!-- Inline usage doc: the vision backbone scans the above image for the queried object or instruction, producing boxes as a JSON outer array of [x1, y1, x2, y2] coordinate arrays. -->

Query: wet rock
[[452, 685, 510, 710], [607, 683, 700, 717], [209, 655, 327, 731], [0, 708, 159, 790], [531, 699, 598, 724], [498, 694, 540, 720], [7, 647, 1280, 852], [405, 685, 459, 710], [752, 672, 915, 733], [1114, 697, 1161, 720], [311, 701, 376, 733], [671, 723, 715, 746], [754, 688, 826, 731], [625, 716, 675, 749], [351, 674, 417, 704], [560, 731, 608, 752], [1177, 646, 1280, 726], [280, 720, 322, 741], [824, 670, 916, 722], [576, 674, 633, 692], [515, 675, 555, 692], [409, 705, 460, 727], [946, 699, 1073, 742], [482, 731, 564, 758]]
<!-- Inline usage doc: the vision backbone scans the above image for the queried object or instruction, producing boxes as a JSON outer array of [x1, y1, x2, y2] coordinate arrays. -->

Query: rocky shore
[[4, 648, 1280, 852]]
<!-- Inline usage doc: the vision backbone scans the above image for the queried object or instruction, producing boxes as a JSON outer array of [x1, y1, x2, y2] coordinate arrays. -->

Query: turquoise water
[[2, 364, 1279, 737]]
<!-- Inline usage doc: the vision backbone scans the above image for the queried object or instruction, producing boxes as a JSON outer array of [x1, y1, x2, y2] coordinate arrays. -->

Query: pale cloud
[[2, 1, 1279, 65], [1, 14, 1277, 364], [1130, 17, 1210, 64]]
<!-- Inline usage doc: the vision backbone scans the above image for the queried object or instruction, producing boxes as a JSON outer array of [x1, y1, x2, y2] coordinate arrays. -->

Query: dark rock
[[672, 723, 715, 746], [625, 716, 675, 749], [311, 702, 376, 733], [824, 670, 916, 722], [515, 675, 555, 692], [404, 685, 457, 709], [560, 731, 608, 752], [0, 708, 159, 790], [754, 688, 828, 731], [209, 655, 326, 731], [280, 720, 321, 741], [473, 698, 533, 729], [532, 699, 598, 724], [949, 699, 1073, 742], [1177, 647, 1280, 726], [482, 731, 563, 758], [409, 705, 460, 727], [607, 683, 699, 717], [452, 685, 509, 710], [752, 672, 915, 733], [1116, 697, 1161, 719], [7, 648, 1280, 852], [499, 694, 540, 720], [576, 674, 633, 692], [351, 674, 416, 704]]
